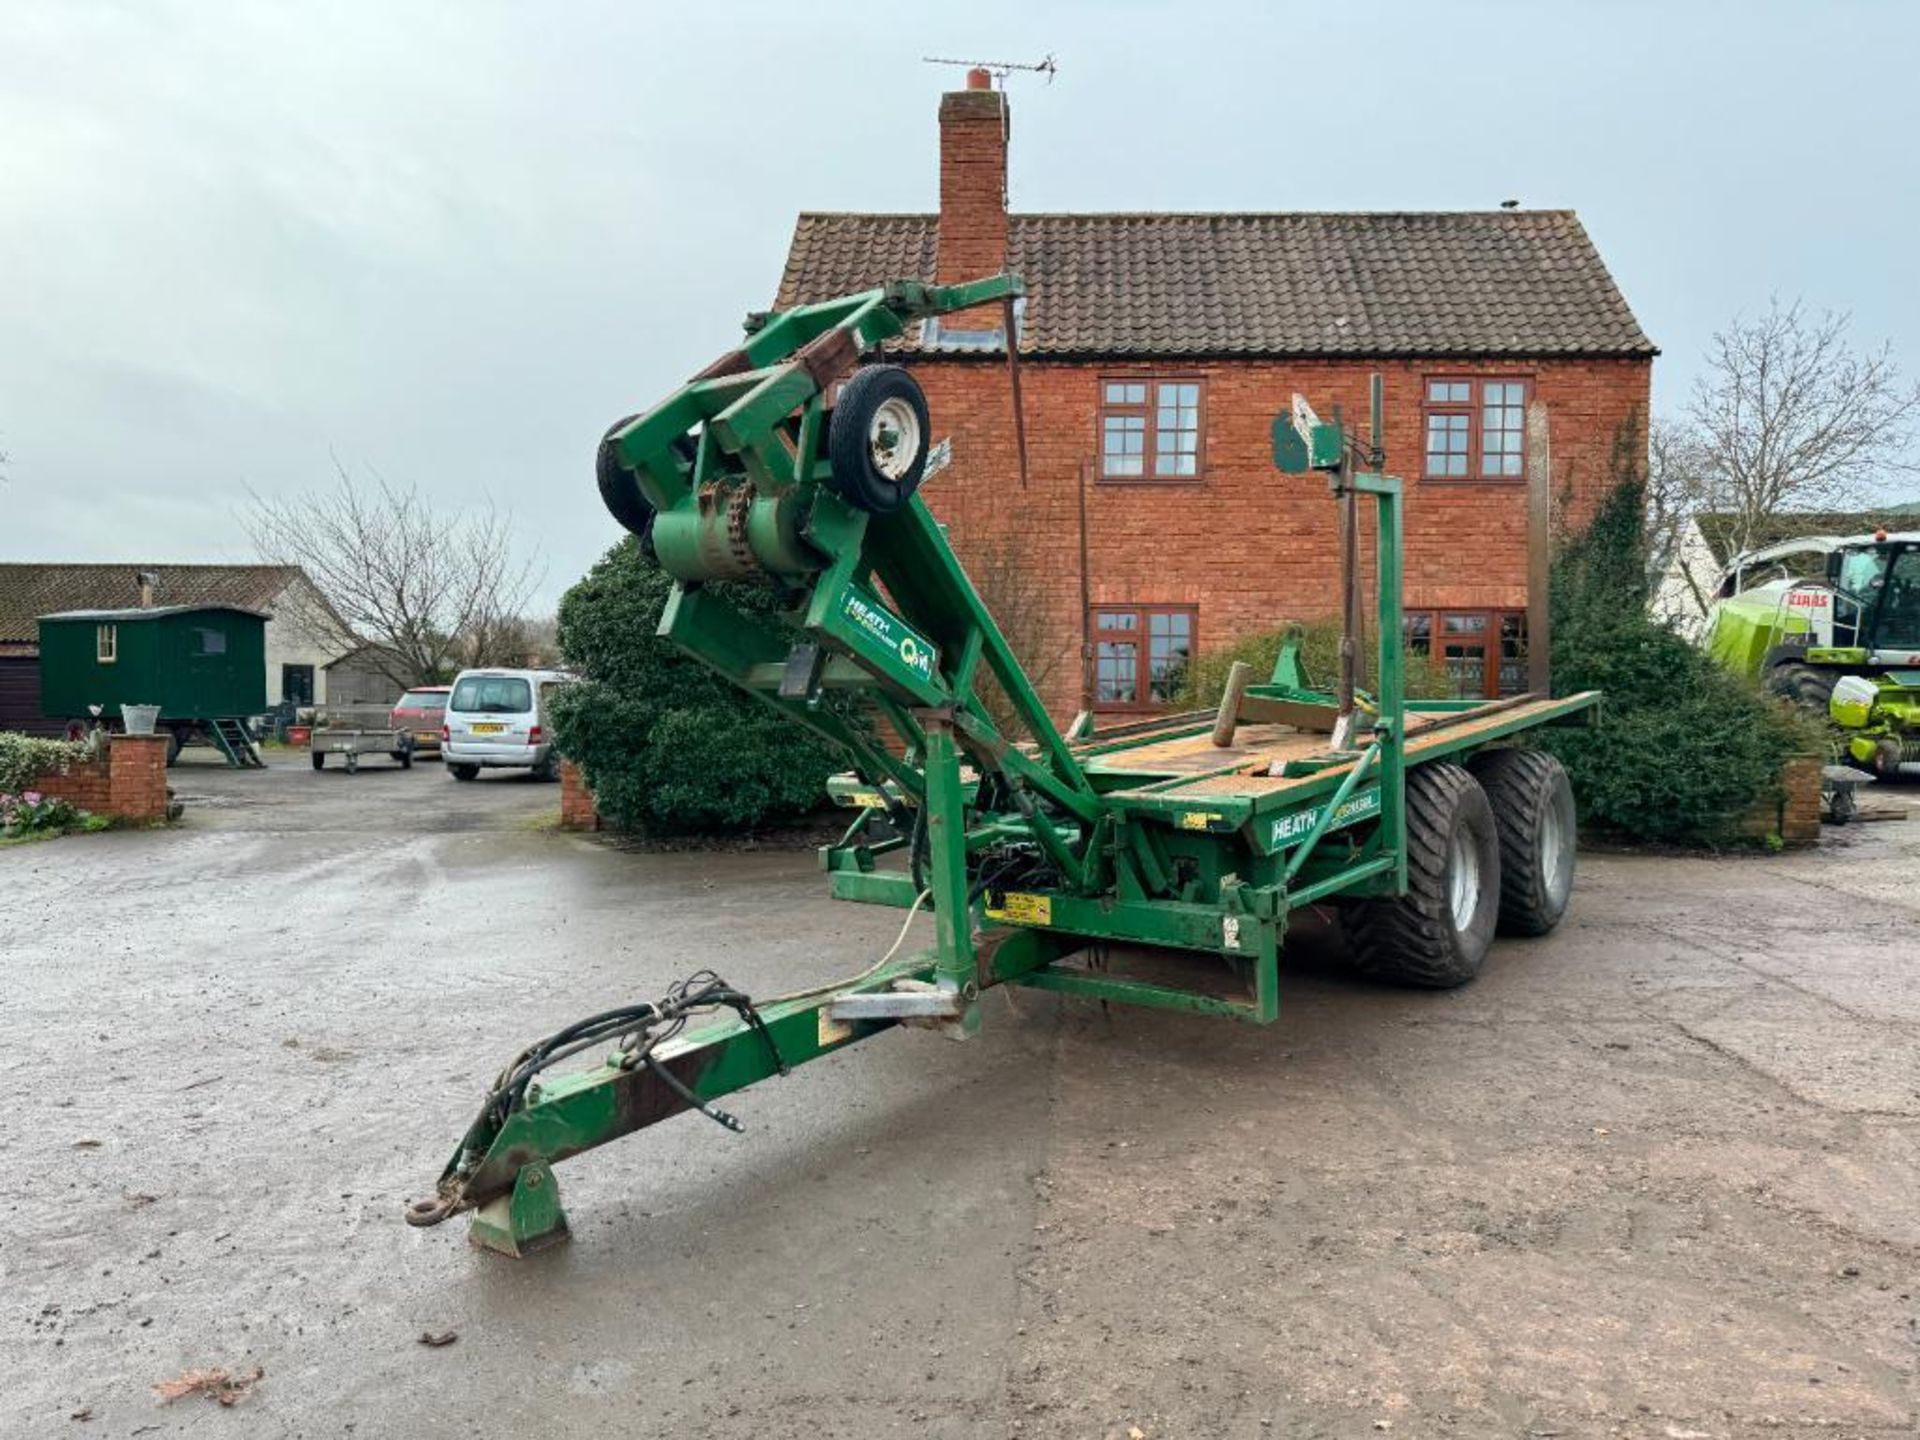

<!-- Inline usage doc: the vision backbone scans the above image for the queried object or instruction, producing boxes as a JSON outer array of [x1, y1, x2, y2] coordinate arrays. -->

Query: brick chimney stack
[[937, 70, 1009, 288]]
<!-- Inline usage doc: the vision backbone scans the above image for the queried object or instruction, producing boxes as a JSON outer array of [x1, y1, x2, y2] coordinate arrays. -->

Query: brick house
[[774, 74, 1656, 720]]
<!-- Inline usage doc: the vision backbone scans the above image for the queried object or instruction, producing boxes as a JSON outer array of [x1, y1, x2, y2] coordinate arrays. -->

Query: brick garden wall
[[905, 353, 1653, 719], [22, 733, 171, 822], [28, 752, 111, 814], [1734, 753, 1824, 847], [559, 759, 600, 831]]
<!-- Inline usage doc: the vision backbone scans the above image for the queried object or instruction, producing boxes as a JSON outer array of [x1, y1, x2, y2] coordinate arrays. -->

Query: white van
[[442, 668, 572, 781]]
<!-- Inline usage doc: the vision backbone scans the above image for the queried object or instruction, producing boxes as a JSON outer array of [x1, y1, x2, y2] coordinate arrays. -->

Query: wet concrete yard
[[2, 753, 1916, 1437]]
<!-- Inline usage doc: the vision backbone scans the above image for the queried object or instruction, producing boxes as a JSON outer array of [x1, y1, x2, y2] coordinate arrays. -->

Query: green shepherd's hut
[[38, 604, 269, 766]]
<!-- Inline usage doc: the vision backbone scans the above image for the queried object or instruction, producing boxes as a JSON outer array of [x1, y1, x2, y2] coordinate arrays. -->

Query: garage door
[[0, 655, 60, 736]]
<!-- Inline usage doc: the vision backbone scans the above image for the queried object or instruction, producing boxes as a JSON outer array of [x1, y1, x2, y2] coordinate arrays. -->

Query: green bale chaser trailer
[[1703, 530, 1920, 779], [405, 275, 1599, 1257], [37, 604, 268, 767]]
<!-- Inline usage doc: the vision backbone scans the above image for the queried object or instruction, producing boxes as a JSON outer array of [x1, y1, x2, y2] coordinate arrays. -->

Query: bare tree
[[1684, 297, 1920, 559], [1644, 414, 1716, 605], [454, 604, 533, 673], [246, 465, 542, 689]]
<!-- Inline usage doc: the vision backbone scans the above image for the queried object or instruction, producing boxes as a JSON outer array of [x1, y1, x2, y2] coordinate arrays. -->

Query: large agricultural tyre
[[1342, 762, 1501, 988], [1467, 747, 1576, 937], [827, 365, 931, 514], [596, 413, 654, 541], [1767, 661, 1837, 714]]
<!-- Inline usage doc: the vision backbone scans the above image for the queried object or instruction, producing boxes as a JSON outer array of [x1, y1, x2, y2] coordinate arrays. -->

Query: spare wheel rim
[[869, 397, 922, 481]]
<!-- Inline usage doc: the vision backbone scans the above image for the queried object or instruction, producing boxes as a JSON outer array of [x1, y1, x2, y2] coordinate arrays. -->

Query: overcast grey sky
[[4, 0, 1916, 609]]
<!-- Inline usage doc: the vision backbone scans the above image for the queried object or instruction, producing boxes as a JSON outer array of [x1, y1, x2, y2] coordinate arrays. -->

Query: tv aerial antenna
[[921, 53, 1058, 88]]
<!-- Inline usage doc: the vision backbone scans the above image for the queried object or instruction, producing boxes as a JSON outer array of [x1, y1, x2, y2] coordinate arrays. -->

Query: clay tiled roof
[[0, 564, 304, 644], [776, 211, 1655, 358]]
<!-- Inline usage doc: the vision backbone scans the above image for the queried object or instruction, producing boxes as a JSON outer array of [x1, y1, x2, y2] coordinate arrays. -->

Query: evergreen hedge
[[548, 541, 847, 833], [1540, 476, 1819, 845]]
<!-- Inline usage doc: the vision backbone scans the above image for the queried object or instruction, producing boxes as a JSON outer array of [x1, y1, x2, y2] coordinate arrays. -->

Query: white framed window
[[96, 624, 118, 664]]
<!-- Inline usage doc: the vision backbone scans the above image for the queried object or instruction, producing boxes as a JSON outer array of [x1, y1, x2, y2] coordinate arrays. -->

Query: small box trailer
[[308, 723, 414, 774], [405, 275, 1597, 1256]]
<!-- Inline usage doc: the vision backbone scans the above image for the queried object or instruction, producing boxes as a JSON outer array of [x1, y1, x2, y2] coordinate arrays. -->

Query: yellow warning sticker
[[1178, 811, 1224, 831], [847, 789, 886, 809], [986, 891, 1052, 926]]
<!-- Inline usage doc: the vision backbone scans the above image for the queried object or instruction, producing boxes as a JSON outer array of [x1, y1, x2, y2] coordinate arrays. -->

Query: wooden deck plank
[[1084, 722, 1323, 775], [1082, 710, 1449, 779], [1115, 698, 1586, 802]]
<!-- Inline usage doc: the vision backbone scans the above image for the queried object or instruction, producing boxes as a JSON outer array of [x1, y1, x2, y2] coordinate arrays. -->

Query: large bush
[[1177, 616, 1453, 707], [1541, 474, 1819, 845], [549, 541, 848, 833]]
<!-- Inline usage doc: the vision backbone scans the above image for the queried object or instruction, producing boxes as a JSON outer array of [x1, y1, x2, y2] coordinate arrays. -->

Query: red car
[[390, 686, 452, 755]]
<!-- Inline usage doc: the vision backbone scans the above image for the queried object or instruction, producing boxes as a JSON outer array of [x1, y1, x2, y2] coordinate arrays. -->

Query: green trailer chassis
[[406, 274, 1597, 1256]]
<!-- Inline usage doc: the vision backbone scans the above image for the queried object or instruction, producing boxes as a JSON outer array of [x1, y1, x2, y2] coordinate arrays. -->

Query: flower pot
[[122, 704, 162, 736]]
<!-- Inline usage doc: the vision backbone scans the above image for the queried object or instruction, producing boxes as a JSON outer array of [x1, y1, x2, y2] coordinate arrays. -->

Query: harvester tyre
[[827, 365, 930, 514], [1342, 762, 1500, 988], [1768, 662, 1836, 713], [1468, 747, 1576, 937]]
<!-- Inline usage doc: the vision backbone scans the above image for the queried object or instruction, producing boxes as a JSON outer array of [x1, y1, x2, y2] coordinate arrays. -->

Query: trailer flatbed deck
[[1091, 694, 1597, 803]]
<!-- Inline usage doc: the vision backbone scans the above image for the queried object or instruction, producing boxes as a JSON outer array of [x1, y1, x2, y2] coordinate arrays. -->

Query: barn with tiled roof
[[0, 563, 350, 733]]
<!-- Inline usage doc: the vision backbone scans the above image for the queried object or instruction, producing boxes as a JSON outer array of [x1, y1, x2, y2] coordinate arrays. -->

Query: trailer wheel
[[1342, 762, 1500, 988], [827, 365, 930, 514], [312, 751, 325, 771], [1829, 784, 1856, 825], [1468, 747, 1576, 936], [165, 728, 185, 766], [396, 744, 414, 770]]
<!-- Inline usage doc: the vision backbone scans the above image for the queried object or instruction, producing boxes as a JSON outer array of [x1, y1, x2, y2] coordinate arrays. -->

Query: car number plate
[[471, 722, 505, 735]]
